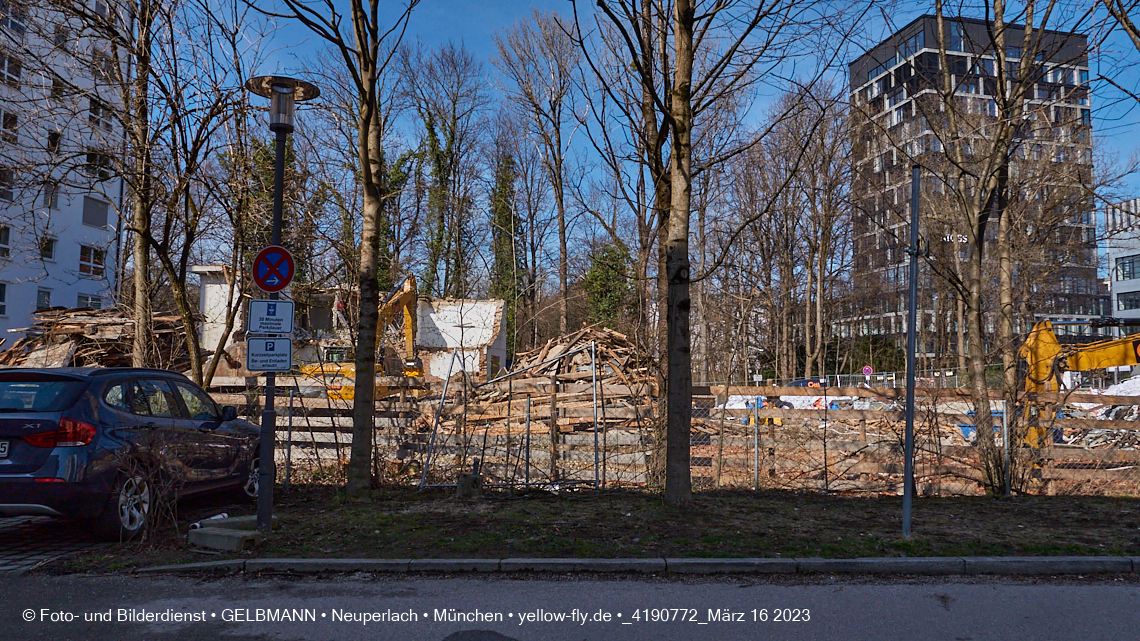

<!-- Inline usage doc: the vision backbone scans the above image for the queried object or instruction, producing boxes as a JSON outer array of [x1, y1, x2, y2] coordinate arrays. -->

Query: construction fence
[[213, 378, 1140, 498]]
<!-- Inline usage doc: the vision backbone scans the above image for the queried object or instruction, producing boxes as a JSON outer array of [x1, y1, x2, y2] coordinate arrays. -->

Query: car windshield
[[0, 376, 86, 412]]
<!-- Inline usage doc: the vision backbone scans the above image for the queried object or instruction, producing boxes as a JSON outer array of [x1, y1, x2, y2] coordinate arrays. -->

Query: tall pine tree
[[488, 152, 523, 358]]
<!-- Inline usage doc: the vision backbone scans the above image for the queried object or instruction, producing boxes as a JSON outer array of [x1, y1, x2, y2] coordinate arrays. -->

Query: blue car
[[0, 368, 260, 540]]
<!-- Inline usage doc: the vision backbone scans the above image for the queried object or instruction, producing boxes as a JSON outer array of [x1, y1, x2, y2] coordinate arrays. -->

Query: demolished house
[[0, 307, 192, 370], [417, 298, 506, 381]]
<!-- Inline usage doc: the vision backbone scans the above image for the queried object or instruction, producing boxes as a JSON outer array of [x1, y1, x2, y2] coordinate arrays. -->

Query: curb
[[136, 556, 1137, 576]]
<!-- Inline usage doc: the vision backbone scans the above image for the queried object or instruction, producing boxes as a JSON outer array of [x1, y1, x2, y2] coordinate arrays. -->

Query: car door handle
[[144, 422, 158, 429]]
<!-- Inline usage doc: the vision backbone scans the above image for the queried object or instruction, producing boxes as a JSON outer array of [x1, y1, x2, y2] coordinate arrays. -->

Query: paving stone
[[245, 559, 411, 573], [665, 558, 797, 574], [409, 558, 501, 572], [963, 556, 1132, 575], [501, 558, 666, 573], [0, 516, 110, 574], [796, 557, 965, 574]]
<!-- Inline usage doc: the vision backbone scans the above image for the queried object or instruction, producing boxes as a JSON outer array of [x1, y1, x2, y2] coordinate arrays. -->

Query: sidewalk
[[137, 555, 1140, 576]]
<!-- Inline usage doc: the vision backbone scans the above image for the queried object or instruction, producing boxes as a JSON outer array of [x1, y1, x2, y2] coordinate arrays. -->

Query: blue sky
[[258, 1, 1140, 198]]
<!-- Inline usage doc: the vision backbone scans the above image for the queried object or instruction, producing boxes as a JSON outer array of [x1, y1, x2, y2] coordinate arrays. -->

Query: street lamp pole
[[903, 165, 921, 539], [244, 76, 319, 533]]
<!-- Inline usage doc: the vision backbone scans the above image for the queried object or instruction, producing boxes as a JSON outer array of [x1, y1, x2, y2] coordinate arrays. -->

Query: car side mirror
[[222, 406, 238, 421]]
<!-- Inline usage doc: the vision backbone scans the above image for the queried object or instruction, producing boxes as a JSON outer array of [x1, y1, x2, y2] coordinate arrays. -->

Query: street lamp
[[244, 75, 319, 533]]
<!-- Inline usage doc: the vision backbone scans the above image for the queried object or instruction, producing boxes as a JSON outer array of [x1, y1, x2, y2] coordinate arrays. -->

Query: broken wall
[[417, 298, 506, 380]]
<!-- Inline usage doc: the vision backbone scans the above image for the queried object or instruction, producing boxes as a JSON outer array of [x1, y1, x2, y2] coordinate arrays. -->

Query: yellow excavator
[[1020, 319, 1140, 444], [300, 275, 425, 399]]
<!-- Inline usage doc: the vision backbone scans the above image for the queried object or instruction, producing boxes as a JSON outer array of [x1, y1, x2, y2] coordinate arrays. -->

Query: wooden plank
[[695, 385, 1140, 405]]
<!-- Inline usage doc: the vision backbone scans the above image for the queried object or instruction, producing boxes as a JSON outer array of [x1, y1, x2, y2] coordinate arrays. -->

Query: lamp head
[[245, 75, 319, 133]]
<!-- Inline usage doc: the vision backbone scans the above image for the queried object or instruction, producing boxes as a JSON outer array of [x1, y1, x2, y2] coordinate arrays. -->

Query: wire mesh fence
[[213, 363, 1140, 498]]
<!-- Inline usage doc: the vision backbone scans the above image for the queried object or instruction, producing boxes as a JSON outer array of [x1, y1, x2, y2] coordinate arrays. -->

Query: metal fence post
[[284, 387, 293, 490], [592, 341, 600, 490], [754, 396, 760, 491], [1003, 400, 1011, 497], [525, 394, 531, 488]]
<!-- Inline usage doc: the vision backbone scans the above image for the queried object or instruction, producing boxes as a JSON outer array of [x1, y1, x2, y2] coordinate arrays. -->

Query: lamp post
[[244, 75, 319, 533]]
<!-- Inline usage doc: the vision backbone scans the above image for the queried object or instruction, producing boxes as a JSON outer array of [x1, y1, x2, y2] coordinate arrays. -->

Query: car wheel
[[99, 473, 151, 541], [239, 454, 259, 502]]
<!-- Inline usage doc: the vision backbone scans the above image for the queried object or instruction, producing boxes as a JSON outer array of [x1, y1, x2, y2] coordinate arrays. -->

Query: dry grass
[[47, 485, 1140, 573]]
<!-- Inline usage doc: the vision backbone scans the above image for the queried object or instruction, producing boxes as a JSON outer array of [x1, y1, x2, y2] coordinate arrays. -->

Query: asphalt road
[[4, 573, 1139, 641]]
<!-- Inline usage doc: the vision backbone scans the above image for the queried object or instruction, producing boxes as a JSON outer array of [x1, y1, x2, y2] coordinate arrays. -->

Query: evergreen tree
[[488, 152, 522, 357], [584, 244, 632, 328]]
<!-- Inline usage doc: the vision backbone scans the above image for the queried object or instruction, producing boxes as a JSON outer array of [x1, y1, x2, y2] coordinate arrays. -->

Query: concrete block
[[198, 515, 276, 531], [187, 527, 263, 552], [665, 558, 797, 574], [409, 558, 501, 572], [501, 558, 666, 573], [136, 560, 246, 574], [796, 557, 965, 575], [246, 559, 411, 573], [963, 556, 1132, 575]]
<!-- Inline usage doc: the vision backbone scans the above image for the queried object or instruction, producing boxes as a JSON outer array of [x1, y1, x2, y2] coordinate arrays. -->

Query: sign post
[[246, 75, 318, 535]]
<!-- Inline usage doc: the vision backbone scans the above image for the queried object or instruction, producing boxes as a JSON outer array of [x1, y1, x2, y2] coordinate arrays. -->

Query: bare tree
[[401, 41, 488, 299], [575, 0, 851, 506], [265, 0, 417, 496], [495, 11, 579, 335]]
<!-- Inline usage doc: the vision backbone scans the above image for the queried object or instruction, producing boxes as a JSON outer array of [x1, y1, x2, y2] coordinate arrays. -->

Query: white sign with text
[[248, 300, 294, 334], [246, 337, 293, 372]]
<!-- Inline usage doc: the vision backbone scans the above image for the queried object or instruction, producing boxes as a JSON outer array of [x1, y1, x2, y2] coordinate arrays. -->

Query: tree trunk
[[965, 227, 999, 492], [804, 250, 814, 380], [663, 0, 695, 508], [130, 2, 154, 368], [347, 90, 384, 497]]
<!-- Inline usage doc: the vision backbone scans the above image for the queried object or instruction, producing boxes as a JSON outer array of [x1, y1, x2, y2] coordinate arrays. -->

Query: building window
[[51, 77, 64, 100], [0, 50, 20, 86], [0, 224, 8, 257], [89, 98, 112, 132], [0, 167, 12, 201], [948, 22, 964, 52], [1117, 254, 1140, 280], [52, 25, 70, 50], [36, 288, 50, 311], [94, 0, 126, 26], [40, 237, 55, 261], [0, 1, 26, 38], [0, 109, 15, 143], [47, 130, 61, 154], [92, 49, 115, 83], [80, 245, 105, 276], [77, 293, 102, 309], [0, 282, 5, 315], [1119, 292, 1140, 311], [85, 150, 112, 180], [43, 182, 59, 209], [82, 196, 108, 227]]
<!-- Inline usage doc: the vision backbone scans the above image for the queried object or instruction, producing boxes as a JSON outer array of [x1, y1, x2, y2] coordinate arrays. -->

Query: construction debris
[[0, 307, 193, 370], [436, 325, 656, 435]]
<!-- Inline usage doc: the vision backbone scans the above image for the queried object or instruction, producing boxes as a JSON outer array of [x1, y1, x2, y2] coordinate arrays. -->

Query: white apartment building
[[0, 2, 125, 337], [1107, 198, 1140, 327]]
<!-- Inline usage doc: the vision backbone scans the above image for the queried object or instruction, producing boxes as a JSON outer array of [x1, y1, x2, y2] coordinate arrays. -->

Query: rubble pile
[[0, 307, 192, 370], [451, 325, 657, 434]]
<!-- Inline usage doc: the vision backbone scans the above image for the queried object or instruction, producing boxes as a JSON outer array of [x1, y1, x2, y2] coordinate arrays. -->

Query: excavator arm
[[377, 275, 423, 378], [1021, 320, 1140, 393]]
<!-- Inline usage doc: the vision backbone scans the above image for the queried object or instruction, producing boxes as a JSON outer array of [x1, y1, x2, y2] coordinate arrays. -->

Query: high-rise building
[[844, 15, 1105, 361], [1106, 198, 1140, 328], [0, 2, 125, 336]]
